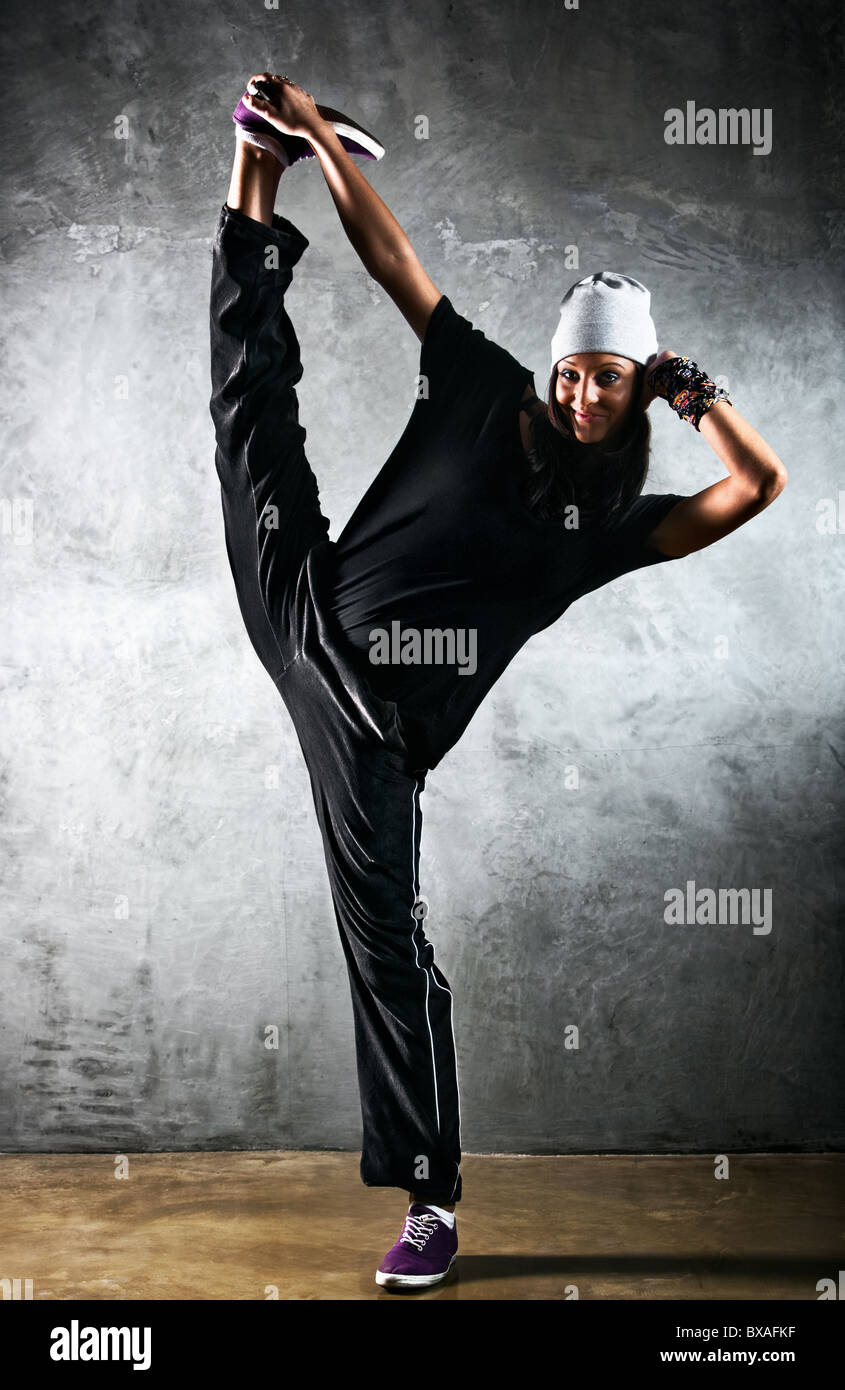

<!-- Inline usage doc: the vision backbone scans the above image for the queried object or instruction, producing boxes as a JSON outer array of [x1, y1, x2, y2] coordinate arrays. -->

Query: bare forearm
[[698, 402, 787, 498], [307, 120, 415, 280], [648, 352, 787, 500]]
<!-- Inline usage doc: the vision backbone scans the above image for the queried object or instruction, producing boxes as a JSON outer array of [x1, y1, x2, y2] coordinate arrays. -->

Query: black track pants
[[208, 202, 462, 1205]]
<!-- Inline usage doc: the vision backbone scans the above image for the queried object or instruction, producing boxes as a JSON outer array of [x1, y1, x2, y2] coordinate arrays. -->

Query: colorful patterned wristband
[[648, 355, 732, 431]]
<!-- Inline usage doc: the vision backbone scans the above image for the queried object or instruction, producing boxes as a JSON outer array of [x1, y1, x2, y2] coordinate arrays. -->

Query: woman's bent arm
[[648, 401, 788, 558]]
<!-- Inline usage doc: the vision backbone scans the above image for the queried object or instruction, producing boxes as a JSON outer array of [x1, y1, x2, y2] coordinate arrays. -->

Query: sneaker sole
[[375, 1253, 457, 1288], [315, 105, 385, 160]]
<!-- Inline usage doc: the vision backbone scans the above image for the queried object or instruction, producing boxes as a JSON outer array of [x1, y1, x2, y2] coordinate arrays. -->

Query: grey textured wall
[[2, 0, 842, 1155]]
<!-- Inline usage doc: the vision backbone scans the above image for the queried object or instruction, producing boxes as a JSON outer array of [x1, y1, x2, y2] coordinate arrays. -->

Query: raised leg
[[209, 165, 330, 680]]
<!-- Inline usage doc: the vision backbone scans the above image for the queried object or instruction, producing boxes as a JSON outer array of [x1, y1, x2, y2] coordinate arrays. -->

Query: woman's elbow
[[761, 462, 788, 502]]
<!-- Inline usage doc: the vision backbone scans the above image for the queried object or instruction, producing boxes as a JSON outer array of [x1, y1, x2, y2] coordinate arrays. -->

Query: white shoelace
[[399, 1212, 439, 1251]]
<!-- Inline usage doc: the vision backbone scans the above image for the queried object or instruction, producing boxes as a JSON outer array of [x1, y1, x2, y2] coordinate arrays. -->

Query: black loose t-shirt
[[328, 294, 686, 770]]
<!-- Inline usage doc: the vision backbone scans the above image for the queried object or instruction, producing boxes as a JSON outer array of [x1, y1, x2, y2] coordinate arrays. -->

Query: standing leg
[[278, 633, 463, 1207]]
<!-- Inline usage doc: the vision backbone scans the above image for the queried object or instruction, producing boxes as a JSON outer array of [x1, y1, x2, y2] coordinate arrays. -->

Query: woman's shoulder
[[519, 385, 545, 412], [519, 385, 547, 457]]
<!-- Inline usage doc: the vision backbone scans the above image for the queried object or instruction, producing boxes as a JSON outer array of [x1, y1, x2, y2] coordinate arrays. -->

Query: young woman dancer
[[209, 72, 787, 1290]]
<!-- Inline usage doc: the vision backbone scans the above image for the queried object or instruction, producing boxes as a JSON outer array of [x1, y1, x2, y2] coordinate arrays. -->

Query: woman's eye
[[560, 370, 619, 384]]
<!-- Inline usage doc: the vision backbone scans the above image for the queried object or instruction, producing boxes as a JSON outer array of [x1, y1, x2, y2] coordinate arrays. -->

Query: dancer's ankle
[[410, 1193, 455, 1212], [237, 139, 286, 171]]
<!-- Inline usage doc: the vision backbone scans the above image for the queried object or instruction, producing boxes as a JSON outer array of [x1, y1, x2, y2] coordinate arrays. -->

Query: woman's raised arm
[[244, 79, 442, 341], [309, 122, 442, 341]]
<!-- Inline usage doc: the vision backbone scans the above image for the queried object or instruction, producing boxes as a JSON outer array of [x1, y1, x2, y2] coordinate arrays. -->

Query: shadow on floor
[[374, 1252, 830, 1297]]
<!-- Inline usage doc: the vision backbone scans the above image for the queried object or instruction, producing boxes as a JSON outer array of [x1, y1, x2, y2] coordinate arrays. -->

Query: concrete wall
[[2, 0, 842, 1154]]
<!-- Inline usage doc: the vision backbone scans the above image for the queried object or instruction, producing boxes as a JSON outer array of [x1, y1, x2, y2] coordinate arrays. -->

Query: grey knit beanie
[[550, 271, 658, 373]]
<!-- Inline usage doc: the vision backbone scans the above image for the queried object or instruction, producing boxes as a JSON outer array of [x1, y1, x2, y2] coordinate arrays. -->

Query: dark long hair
[[521, 363, 651, 527]]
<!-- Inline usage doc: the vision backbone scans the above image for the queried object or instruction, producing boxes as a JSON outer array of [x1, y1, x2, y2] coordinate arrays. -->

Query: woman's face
[[554, 353, 638, 443]]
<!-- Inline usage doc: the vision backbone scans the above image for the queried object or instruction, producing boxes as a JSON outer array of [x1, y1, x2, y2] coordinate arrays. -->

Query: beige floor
[[1, 1151, 842, 1300]]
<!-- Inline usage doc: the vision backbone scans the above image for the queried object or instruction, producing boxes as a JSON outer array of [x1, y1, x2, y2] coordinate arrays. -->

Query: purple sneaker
[[375, 1204, 458, 1289], [232, 83, 385, 170], [232, 93, 309, 169]]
